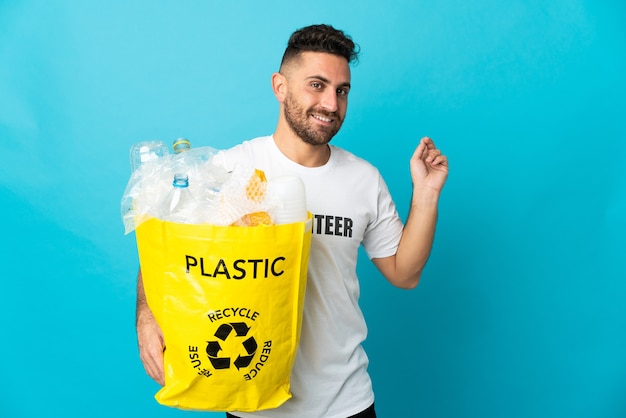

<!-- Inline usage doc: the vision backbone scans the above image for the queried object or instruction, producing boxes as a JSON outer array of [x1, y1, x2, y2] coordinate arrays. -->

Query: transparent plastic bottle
[[171, 138, 196, 182], [172, 138, 192, 154], [123, 140, 170, 233], [129, 140, 169, 172], [160, 173, 199, 223]]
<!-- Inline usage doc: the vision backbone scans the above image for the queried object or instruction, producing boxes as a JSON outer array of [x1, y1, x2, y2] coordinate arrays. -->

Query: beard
[[283, 92, 343, 146]]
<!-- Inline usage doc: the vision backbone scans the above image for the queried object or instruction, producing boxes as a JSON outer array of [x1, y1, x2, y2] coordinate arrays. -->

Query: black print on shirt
[[313, 214, 353, 238]]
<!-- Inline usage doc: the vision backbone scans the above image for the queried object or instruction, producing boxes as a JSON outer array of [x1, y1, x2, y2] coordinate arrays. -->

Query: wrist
[[411, 187, 440, 208]]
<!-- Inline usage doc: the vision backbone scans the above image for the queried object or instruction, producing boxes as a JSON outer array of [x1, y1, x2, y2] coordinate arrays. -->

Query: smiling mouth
[[311, 114, 333, 123]]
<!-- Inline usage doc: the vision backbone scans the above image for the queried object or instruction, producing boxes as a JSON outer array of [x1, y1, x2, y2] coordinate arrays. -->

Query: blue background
[[1, 1, 625, 417]]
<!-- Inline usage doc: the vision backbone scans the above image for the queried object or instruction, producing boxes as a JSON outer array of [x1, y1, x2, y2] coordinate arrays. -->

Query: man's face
[[282, 52, 351, 146]]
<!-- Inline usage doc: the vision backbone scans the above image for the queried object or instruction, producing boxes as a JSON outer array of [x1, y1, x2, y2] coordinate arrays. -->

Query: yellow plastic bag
[[135, 215, 312, 412]]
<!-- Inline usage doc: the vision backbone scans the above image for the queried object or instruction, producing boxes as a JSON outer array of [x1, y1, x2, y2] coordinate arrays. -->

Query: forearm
[[136, 268, 166, 385], [375, 188, 439, 289], [136, 269, 155, 326], [395, 189, 439, 286], [135, 269, 158, 333]]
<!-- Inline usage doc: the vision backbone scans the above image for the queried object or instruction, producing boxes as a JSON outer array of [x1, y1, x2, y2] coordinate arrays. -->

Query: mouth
[[310, 113, 334, 124]]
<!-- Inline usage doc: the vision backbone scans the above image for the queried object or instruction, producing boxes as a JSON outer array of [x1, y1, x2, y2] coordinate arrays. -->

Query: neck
[[273, 122, 331, 167]]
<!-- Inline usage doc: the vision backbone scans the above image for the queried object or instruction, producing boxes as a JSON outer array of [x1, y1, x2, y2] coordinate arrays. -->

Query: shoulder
[[330, 145, 380, 177], [214, 136, 272, 169], [224, 136, 272, 155]]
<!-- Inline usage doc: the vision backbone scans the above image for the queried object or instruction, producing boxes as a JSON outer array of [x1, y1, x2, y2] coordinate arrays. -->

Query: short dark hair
[[280, 24, 360, 69]]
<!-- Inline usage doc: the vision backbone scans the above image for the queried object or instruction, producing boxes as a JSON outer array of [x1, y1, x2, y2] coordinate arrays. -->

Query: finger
[[152, 346, 165, 385], [139, 338, 166, 385], [425, 149, 442, 163], [411, 138, 428, 161], [154, 362, 165, 386], [144, 348, 165, 385], [423, 137, 442, 159], [429, 155, 448, 167], [422, 136, 436, 150]]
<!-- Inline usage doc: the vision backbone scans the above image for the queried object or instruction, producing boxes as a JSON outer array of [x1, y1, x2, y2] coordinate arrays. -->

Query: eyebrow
[[306, 75, 351, 89]]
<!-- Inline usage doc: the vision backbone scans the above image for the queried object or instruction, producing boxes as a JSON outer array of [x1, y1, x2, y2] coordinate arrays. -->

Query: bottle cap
[[172, 138, 191, 153], [173, 173, 189, 188]]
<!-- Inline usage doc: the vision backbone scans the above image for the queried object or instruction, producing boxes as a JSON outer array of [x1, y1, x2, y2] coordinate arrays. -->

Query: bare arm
[[136, 269, 165, 385], [372, 137, 448, 289]]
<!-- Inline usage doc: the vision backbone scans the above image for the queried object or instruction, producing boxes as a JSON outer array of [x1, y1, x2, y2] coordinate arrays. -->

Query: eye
[[337, 87, 349, 96], [310, 82, 322, 89]]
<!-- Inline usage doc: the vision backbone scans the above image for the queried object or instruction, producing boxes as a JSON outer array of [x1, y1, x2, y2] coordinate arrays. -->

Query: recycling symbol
[[206, 322, 257, 370]]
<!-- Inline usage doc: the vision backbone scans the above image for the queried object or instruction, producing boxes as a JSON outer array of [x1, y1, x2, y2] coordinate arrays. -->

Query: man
[[136, 24, 448, 418]]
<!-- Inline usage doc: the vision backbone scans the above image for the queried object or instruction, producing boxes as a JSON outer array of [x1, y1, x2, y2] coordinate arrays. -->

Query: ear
[[271, 72, 288, 103]]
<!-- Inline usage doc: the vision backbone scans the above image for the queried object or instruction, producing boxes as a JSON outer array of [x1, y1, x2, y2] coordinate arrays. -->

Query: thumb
[[411, 137, 428, 162]]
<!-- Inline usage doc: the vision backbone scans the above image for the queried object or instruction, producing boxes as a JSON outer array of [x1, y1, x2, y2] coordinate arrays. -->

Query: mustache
[[310, 108, 338, 118]]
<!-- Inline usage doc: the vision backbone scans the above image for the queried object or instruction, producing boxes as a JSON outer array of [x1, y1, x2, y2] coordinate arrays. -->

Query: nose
[[320, 89, 338, 113]]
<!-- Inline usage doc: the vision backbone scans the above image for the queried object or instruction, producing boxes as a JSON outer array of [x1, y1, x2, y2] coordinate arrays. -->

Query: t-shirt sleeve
[[361, 173, 404, 259]]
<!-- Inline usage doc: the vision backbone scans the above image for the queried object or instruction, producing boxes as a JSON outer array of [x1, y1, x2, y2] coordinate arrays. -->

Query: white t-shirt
[[213, 136, 404, 418]]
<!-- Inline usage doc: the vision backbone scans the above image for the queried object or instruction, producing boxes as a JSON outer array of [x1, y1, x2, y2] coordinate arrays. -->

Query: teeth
[[312, 114, 332, 122]]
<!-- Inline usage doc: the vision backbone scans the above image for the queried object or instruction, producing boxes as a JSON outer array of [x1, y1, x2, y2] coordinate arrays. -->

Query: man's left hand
[[410, 136, 448, 194]]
